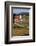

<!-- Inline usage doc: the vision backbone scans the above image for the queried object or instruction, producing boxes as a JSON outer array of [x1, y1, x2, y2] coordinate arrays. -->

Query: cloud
[[13, 8, 30, 14]]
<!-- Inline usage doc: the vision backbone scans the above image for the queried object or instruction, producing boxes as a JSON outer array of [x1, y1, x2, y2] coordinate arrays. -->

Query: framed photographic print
[[5, 1, 35, 44]]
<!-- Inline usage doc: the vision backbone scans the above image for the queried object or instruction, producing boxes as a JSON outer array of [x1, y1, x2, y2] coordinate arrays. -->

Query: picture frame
[[5, 1, 35, 44]]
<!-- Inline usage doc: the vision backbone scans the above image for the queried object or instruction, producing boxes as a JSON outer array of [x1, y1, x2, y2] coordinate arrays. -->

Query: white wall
[[8, 0, 35, 3], [0, 0, 36, 46], [35, 3, 36, 42]]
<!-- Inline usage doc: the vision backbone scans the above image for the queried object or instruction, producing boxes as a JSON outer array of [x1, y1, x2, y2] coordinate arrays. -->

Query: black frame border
[[5, 1, 35, 44]]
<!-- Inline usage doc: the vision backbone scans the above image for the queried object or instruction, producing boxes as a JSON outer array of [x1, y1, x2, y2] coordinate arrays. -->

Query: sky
[[12, 8, 30, 14]]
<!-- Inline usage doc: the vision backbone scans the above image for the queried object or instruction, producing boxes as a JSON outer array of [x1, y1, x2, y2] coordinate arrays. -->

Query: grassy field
[[11, 16, 29, 36]]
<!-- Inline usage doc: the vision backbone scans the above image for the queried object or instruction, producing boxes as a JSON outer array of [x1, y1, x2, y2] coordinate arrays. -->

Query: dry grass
[[11, 16, 29, 36], [12, 28, 29, 36]]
